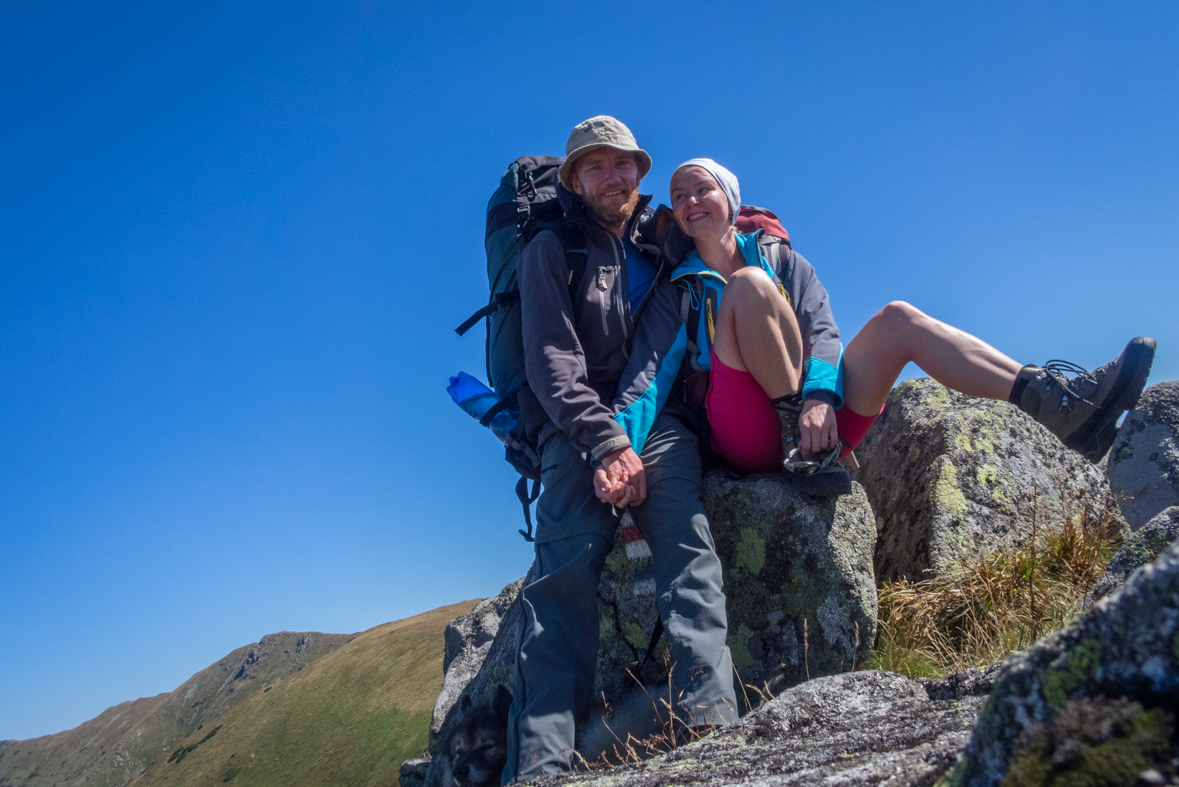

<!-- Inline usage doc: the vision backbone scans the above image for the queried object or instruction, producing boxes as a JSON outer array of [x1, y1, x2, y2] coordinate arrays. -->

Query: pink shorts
[[705, 351, 882, 474]]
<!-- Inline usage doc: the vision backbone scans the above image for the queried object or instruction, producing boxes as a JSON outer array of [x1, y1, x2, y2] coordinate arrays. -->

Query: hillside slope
[[127, 600, 475, 787], [0, 630, 352, 787], [0, 600, 476, 787]]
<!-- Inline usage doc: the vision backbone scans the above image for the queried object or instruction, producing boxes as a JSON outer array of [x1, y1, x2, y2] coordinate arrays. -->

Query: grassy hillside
[[0, 631, 353, 787], [127, 600, 476, 787]]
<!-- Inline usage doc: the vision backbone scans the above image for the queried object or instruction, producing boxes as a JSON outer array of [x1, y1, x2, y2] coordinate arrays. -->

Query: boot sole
[[787, 468, 853, 497], [1065, 337, 1156, 462]]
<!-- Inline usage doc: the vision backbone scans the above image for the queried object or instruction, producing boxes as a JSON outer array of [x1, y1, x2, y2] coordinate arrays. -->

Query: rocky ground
[[412, 380, 1179, 787]]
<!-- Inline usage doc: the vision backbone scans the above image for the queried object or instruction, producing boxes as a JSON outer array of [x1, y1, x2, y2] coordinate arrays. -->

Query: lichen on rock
[[533, 672, 988, 787], [949, 539, 1179, 786], [703, 471, 878, 704], [855, 378, 1121, 582]]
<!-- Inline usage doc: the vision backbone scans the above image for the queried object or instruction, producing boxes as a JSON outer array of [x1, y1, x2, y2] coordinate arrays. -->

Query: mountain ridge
[[0, 602, 476, 787]]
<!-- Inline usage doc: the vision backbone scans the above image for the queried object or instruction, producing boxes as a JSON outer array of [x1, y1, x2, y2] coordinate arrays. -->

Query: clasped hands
[[594, 447, 647, 508], [592, 401, 836, 509]]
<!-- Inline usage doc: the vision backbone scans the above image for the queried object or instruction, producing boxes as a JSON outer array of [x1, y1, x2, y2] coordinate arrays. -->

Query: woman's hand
[[798, 399, 839, 457], [595, 447, 647, 508]]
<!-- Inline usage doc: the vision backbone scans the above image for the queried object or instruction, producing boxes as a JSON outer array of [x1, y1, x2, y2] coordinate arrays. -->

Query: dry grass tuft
[[865, 496, 1123, 678], [573, 656, 746, 770]]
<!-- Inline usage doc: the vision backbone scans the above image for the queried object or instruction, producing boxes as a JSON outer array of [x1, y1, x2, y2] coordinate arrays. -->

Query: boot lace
[[1041, 359, 1098, 409]]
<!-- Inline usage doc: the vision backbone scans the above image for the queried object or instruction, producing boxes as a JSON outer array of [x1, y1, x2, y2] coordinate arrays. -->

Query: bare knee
[[870, 301, 930, 333], [728, 266, 777, 288], [724, 267, 783, 306], [879, 300, 923, 323]]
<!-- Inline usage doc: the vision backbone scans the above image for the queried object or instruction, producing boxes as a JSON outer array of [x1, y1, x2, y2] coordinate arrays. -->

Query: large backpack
[[454, 156, 588, 540]]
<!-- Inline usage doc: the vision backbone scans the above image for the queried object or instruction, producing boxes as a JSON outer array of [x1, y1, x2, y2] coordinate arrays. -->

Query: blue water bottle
[[447, 372, 517, 443]]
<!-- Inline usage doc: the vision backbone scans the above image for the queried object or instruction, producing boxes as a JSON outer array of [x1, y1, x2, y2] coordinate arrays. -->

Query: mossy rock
[[854, 378, 1120, 582], [592, 471, 877, 713], [702, 471, 877, 706], [948, 539, 1179, 786]]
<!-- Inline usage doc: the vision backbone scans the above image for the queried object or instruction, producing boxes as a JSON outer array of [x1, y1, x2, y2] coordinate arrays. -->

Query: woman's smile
[[670, 166, 730, 239]]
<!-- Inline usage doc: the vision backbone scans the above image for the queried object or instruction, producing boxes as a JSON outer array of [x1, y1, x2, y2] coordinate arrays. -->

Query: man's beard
[[585, 188, 640, 229]]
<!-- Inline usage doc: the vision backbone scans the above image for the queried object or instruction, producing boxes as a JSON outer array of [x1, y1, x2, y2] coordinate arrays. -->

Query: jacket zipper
[[610, 235, 630, 353], [596, 266, 610, 337]]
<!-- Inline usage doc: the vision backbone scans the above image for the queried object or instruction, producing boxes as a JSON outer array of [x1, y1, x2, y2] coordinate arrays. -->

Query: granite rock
[[854, 378, 1118, 582], [528, 671, 987, 787], [947, 539, 1179, 786], [422, 472, 878, 784], [1107, 381, 1179, 530], [1083, 505, 1179, 610]]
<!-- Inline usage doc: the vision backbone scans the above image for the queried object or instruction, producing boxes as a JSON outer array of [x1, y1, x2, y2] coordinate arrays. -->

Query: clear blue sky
[[2, 1, 1176, 741]]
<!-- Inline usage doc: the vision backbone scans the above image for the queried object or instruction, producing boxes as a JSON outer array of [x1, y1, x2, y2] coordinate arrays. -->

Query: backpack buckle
[[519, 169, 538, 199]]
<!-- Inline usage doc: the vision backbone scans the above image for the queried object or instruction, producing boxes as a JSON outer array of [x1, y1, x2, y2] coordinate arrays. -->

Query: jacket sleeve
[[781, 248, 844, 407], [518, 230, 631, 460], [610, 277, 688, 456]]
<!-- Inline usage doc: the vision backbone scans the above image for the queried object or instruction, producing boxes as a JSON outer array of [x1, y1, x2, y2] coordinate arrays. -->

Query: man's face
[[570, 148, 641, 229]]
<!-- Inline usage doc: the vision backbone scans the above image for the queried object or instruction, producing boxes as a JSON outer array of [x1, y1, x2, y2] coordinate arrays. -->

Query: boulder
[[947, 539, 1179, 786], [430, 576, 528, 741], [854, 378, 1117, 582], [421, 472, 878, 785], [1107, 381, 1179, 530], [1083, 505, 1179, 610], [530, 671, 988, 787], [701, 470, 877, 703], [423, 575, 532, 787], [594, 471, 877, 712]]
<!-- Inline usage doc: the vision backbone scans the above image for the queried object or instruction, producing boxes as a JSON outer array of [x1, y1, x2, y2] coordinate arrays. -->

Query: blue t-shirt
[[623, 237, 657, 312]]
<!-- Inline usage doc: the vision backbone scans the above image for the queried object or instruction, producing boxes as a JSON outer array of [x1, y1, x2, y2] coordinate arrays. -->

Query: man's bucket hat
[[558, 116, 652, 191]]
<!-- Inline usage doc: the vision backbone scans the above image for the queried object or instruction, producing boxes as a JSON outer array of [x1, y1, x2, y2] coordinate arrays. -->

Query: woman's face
[[669, 166, 730, 240]]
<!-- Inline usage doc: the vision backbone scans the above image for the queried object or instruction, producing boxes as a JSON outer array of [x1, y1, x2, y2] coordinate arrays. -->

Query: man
[[502, 116, 737, 783]]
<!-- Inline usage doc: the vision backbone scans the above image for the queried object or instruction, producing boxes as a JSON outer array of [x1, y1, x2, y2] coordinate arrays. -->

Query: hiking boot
[[784, 448, 853, 497], [1014, 337, 1156, 463], [773, 393, 804, 460], [774, 393, 853, 497]]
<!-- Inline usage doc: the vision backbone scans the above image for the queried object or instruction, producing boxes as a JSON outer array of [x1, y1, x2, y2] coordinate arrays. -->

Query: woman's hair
[[672, 158, 741, 225]]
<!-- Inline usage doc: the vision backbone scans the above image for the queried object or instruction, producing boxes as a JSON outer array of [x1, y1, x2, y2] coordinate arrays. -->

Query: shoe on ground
[[1016, 336, 1156, 463]]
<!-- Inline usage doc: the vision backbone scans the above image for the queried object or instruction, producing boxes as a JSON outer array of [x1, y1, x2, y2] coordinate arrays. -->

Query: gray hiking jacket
[[518, 192, 686, 461]]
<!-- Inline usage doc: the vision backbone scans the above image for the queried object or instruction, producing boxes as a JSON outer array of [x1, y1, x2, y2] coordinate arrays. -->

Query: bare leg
[[842, 301, 1023, 417], [712, 267, 805, 400]]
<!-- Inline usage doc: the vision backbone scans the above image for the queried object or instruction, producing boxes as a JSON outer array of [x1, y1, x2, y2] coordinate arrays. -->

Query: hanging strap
[[455, 290, 521, 336], [515, 476, 541, 542], [479, 396, 513, 428], [638, 618, 664, 672]]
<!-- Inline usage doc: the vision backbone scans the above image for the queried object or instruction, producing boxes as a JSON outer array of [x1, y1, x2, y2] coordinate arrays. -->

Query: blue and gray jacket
[[518, 192, 689, 460], [669, 231, 844, 406]]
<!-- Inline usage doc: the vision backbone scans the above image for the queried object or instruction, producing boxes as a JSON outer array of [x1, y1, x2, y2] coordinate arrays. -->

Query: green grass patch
[[866, 505, 1122, 678], [166, 726, 222, 764], [129, 600, 476, 787]]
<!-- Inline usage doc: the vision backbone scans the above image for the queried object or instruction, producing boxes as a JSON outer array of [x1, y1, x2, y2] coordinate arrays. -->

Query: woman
[[667, 158, 1155, 496]]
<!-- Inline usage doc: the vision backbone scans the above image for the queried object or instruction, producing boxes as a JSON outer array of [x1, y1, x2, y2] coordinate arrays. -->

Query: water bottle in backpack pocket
[[447, 372, 518, 443]]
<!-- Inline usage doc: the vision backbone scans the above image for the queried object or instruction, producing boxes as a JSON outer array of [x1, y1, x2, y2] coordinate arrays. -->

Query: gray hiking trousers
[[502, 415, 737, 784]]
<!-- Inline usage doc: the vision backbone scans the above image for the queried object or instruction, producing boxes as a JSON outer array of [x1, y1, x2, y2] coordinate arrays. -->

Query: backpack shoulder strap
[[536, 219, 589, 312], [756, 233, 791, 305], [677, 276, 706, 368]]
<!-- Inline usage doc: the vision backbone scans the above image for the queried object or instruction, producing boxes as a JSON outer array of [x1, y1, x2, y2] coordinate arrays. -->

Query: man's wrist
[[591, 435, 631, 462]]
